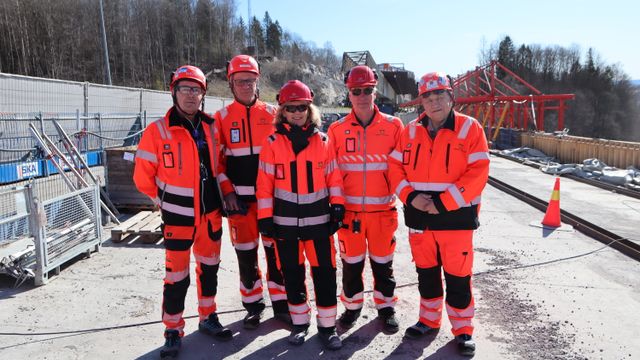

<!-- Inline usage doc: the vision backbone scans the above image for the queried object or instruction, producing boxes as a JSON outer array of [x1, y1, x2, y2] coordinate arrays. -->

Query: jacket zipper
[[445, 143, 450, 174], [178, 143, 183, 176], [361, 126, 367, 212], [413, 143, 421, 170], [246, 106, 253, 154]]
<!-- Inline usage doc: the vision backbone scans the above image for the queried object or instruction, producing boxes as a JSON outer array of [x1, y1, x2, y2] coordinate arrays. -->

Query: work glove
[[329, 204, 345, 235], [258, 217, 276, 238]]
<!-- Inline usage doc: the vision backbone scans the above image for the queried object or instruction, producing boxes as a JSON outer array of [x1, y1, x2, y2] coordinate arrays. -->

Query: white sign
[[17, 162, 39, 179]]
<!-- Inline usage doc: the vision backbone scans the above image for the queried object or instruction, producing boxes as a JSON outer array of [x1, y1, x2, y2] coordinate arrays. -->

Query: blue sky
[[238, 0, 639, 80]]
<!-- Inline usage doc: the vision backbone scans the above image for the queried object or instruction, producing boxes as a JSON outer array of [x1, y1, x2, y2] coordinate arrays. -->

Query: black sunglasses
[[283, 104, 309, 113], [350, 87, 375, 96], [421, 89, 447, 98]]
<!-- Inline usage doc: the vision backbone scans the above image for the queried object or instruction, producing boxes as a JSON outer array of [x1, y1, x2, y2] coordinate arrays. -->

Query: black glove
[[258, 217, 276, 238], [329, 204, 345, 235]]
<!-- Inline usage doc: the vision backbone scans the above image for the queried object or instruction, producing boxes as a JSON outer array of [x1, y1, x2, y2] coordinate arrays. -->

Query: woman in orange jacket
[[256, 80, 345, 350]]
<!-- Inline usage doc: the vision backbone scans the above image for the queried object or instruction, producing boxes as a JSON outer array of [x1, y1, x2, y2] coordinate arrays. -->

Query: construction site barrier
[[521, 132, 640, 169]]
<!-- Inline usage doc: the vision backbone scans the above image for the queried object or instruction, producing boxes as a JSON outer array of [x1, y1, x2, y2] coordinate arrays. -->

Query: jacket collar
[[167, 107, 213, 128], [419, 109, 455, 132]]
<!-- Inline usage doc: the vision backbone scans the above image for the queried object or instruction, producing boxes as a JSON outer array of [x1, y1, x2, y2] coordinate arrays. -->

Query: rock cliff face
[[208, 59, 348, 107]]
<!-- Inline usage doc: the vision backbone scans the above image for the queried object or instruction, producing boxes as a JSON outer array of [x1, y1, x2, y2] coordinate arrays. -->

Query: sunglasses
[[350, 87, 375, 96], [421, 89, 447, 98], [283, 104, 309, 113]]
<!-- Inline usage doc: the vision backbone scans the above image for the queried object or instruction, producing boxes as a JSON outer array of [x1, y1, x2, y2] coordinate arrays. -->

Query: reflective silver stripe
[[410, 182, 452, 192], [409, 123, 416, 139], [257, 198, 272, 210], [160, 202, 195, 217], [153, 197, 161, 205], [471, 196, 481, 205], [155, 120, 168, 140], [329, 186, 343, 198], [447, 185, 467, 207], [274, 188, 328, 204], [395, 180, 412, 196], [225, 146, 261, 156], [325, 159, 338, 174], [235, 240, 259, 251], [340, 253, 366, 264], [316, 306, 336, 327], [240, 278, 262, 292], [156, 177, 194, 197], [289, 302, 310, 313], [458, 116, 474, 140], [235, 185, 255, 196], [389, 150, 403, 162], [373, 290, 397, 309], [468, 151, 490, 163], [162, 311, 183, 323], [135, 149, 158, 163], [165, 268, 189, 283], [446, 302, 474, 318], [273, 214, 330, 226], [195, 254, 220, 266], [220, 107, 228, 118], [421, 297, 444, 309], [242, 293, 263, 303], [370, 253, 394, 264], [259, 160, 274, 175], [345, 195, 394, 205], [199, 297, 216, 308], [339, 162, 388, 171], [218, 173, 229, 183]]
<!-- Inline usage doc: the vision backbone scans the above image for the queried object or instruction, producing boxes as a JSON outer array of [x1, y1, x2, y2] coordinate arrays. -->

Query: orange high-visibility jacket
[[214, 100, 277, 201], [327, 107, 404, 212], [134, 108, 223, 226], [388, 111, 490, 230], [256, 124, 345, 239]]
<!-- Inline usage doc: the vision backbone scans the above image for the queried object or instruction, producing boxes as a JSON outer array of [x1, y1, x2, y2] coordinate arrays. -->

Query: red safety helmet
[[227, 55, 260, 79], [344, 65, 378, 88], [170, 65, 207, 92], [276, 80, 314, 105], [418, 72, 452, 96]]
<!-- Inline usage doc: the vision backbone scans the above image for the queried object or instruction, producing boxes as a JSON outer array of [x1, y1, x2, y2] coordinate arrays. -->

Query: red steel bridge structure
[[402, 60, 575, 140]]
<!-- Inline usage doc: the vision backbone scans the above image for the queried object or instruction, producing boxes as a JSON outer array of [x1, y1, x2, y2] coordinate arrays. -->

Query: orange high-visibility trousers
[[408, 229, 475, 336], [337, 209, 398, 312], [162, 210, 223, 336], [227, 202, 287, 314]]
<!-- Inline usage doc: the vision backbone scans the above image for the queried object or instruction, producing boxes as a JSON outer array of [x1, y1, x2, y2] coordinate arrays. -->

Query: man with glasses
[[134, 65, 231, 359], [388, 72, 490, 356], [327, 65, 404, 334], [214, 55, 289, 329]]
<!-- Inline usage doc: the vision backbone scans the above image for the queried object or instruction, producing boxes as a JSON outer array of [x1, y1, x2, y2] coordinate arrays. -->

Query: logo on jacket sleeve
[[230, 129, 240, 143], [275, 164, 285, 179]]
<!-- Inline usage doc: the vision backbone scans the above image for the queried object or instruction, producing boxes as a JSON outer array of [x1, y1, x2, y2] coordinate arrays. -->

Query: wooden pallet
[[111, 211, 162, 243]]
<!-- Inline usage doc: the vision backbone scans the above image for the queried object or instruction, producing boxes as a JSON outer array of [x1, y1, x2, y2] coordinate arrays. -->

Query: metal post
[[99, 0, 112, 86], [25, 184, 48, 286], [83, 82, 89, 117]]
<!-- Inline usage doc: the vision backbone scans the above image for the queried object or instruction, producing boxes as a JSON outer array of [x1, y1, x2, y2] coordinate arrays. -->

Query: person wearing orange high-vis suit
[[388, 72, 489, 357], [134, 65, 232, 359], [327, 65, 404, 334], [256, 80, 345, 350], [214, 55, 288, 329]]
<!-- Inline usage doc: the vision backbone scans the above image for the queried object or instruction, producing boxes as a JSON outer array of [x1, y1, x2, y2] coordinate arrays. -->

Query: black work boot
[[198, 313, 233, 341], [243, 302, 266, 329], [288, 324, 310, 345], [338, 309, 361, 329], [160, 329, 181, 359], [456, 334, 476, 356], [404, 321, 437, 339], [318, 327, 342, 350], [378, 308, 399, 334]]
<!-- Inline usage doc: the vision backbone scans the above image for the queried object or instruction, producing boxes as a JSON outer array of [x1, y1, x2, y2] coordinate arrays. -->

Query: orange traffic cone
[[541, 178, 561, 228]]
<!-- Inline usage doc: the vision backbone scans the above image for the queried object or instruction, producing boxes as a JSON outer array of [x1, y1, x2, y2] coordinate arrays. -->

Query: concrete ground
[[1, 154, 639, 359]]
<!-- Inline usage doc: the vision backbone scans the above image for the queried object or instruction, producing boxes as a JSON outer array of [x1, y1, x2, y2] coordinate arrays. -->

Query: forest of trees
[[480, 36, 640, 141], [0, 0, 341, 90]]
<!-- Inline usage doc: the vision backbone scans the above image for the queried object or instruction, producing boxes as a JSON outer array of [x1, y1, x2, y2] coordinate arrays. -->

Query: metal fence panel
[[0, 73, 85, 113]]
